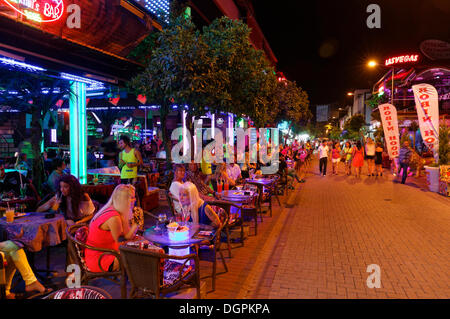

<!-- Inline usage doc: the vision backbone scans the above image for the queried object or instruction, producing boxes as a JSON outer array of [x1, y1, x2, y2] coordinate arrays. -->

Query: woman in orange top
[[85, 184, 138, 272]]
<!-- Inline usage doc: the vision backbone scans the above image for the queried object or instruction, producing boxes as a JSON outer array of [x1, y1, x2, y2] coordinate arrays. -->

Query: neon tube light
[[0, 57, 46, 72], [2, 0, 65, 23], [69, 81, 87, 184]]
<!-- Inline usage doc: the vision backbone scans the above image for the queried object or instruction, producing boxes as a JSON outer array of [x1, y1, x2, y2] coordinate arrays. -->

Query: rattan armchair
[[119, 245, 200, 299], [205, 200, 245, 257], [66, 223, 127, 299], [195, 210, 228, 292]]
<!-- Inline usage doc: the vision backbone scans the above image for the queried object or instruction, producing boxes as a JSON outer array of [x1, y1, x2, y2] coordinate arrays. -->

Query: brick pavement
[[206, 160, 450, 299]]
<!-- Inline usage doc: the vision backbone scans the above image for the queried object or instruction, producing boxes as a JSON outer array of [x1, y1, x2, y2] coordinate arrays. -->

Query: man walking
[[398, 140, 412, 184], [318, 140, 329, 176]]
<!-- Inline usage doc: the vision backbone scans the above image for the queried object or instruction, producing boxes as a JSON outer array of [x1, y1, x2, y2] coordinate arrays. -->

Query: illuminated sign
[[385, 54, 419, 66], [3, 0, 64, 23]]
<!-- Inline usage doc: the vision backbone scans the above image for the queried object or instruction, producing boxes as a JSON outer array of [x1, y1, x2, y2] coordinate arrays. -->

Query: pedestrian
[[375, 142, 384, 177], [318, 140, 329, 176], [352, 141, 364, 178], [397, 141, 412, 184], [342, 141, 353, 176], [331, 142, 341, 175], [365, 137, 376, 176]]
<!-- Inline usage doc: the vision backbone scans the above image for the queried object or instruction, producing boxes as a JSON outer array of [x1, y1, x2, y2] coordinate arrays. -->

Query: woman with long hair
[[37, 174, 95, 225], [85, 184, 138, 272], [352, 141, 365, 178], [342, 141, 353, 176], [178, 182, 221, 227], [375, 142, 384, 177]]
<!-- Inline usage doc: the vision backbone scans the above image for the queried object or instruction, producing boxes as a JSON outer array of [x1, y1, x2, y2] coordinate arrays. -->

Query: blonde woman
[[178, 182, 221, 228], [85, 184, 138, 272]]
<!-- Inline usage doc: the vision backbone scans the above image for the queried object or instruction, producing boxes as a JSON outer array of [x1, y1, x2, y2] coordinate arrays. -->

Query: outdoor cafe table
[[218, 190, 255, 204], [143, 222, 214, 248], [144, 222, 215, 262], [0, 212, 67, 252]]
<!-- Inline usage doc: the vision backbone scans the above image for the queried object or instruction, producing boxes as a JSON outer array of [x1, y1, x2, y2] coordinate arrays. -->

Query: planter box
[[424, 166, 440, 193]]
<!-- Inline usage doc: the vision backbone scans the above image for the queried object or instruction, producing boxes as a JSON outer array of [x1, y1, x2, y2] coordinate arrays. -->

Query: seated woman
[[37, 174, 95, 226], [169, 164, 186, 214], [208, 163, 236, 192], [0, 228, 50, 299], [178, 182, 221, 228], [85, 184, 139, 272]]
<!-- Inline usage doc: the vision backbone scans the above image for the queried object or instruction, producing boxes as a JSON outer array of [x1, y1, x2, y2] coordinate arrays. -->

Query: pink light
[[385, 54, 419, 66], [3, 0, 64, 23]]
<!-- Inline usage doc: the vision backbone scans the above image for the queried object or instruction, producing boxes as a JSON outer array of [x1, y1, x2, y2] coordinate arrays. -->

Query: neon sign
[[385, 54, 419, 66], [3, 0, 64, 23]]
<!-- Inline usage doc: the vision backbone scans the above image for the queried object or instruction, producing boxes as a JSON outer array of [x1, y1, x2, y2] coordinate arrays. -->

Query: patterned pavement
[[206, 160, 450, 299]]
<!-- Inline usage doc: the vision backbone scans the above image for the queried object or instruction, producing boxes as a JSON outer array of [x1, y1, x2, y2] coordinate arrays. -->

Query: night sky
[[252, 0, 450, 107]]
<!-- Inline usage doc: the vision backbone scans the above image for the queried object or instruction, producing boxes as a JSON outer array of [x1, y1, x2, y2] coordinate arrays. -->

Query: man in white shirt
[[318, 140, 329, 176], [226, 163, 242, 184]]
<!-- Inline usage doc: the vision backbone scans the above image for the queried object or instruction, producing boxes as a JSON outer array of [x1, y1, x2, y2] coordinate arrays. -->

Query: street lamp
[[367, 60, 377, 68], [347, 92, 354, 96]]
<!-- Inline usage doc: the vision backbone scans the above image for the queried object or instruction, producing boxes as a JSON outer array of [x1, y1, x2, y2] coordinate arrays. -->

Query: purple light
[[0, 57, 46, 72]]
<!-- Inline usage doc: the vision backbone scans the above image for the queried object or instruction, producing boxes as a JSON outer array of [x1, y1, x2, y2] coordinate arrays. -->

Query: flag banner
[[412, 83, 440, 161], [379, 103, 400, 159]]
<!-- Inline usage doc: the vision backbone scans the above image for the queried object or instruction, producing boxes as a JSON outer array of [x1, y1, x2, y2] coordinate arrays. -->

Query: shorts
[[332, 158, 340, 164], [366, 155, 375, 160]]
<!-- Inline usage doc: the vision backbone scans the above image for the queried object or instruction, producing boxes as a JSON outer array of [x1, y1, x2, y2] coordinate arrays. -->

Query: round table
[[0, 212, 67, 252], [245, 177, 274, 186], [143, 222, 214, 248], [218, 190, 255, 204]]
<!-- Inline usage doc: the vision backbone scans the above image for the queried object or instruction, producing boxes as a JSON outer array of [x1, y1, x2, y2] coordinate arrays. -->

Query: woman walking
[[331, 142, 341, 175], [365, 137, 376, 176], [342, 141, 353, 176], [352, 141, 365, 178], [375, 142, 384, 177]]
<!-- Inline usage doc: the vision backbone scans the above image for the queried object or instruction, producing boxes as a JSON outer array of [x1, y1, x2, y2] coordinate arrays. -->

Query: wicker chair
[[66, 223, 127, 299], [119, 245, 200, 299], [205, 200, 245, 257], [195, 210, 228, 292], [166, 190, 180, 217], [43, 286, 112, 299]]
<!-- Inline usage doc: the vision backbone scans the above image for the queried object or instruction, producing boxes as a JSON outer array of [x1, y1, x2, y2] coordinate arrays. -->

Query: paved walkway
[[207, 160, 450, 299]]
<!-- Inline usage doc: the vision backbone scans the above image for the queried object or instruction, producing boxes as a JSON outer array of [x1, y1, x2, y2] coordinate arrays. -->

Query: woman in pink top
[[85, 184, 138, 272]]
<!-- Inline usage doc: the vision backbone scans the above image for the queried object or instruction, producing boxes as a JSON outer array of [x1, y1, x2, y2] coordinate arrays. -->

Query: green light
[[69, 81, 87, 184], [184, 6, 191, 19]]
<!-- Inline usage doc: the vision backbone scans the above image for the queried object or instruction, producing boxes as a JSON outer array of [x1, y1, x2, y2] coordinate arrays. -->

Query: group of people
[[317, 138, 385, 178]]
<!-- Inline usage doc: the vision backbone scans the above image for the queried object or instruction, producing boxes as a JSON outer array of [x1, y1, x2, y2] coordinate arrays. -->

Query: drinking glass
[[155, 213, 167, 231], [217, 180, 223, 193], [6, 208, 14, 223], [181, 205, 190, 226]]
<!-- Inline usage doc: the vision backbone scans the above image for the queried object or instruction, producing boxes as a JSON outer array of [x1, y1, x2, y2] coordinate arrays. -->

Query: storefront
[[0, 0, 161, 182]]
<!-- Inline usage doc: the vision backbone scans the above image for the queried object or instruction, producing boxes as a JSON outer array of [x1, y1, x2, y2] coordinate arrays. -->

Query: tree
[[130, 13, 285, 164], [271, 79, 311, 132], [0, 70, 72, 193], [342, 114, 365, 140], [438, 124, 450, 166]]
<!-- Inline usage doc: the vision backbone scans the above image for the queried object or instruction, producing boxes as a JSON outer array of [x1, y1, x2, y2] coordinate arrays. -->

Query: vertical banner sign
[[379, 103, 400, 159], [412, 84, 439, 162]]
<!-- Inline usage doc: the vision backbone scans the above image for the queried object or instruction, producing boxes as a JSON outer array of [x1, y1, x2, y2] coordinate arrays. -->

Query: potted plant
[[424, 124, 450, 193]]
